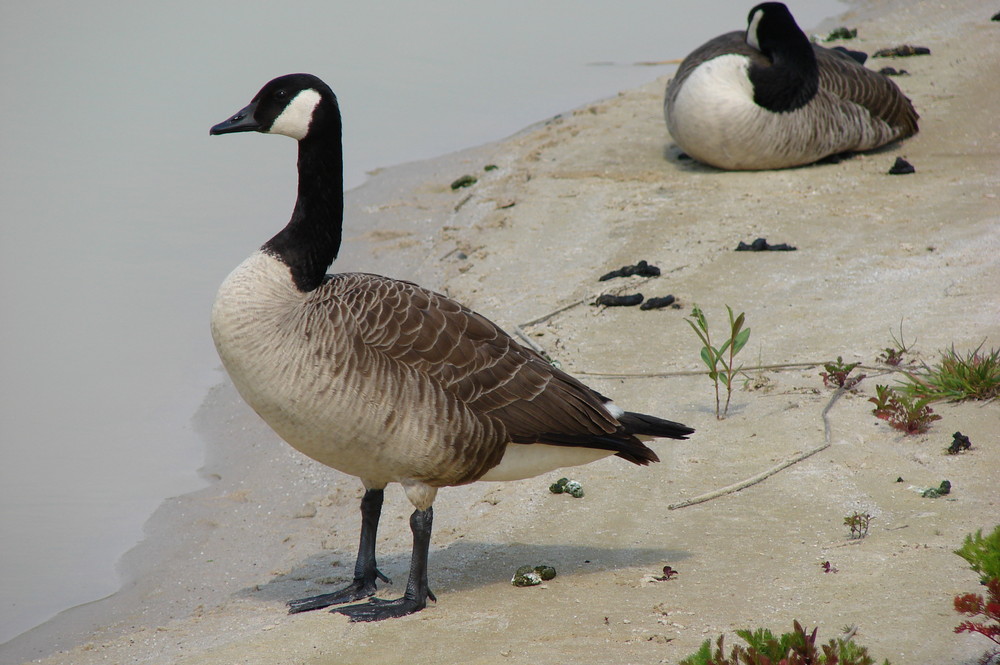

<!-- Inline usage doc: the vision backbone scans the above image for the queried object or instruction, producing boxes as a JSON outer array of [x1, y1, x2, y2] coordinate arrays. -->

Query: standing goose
[[210, 73, 694, 622], [664, 2, 919, 170]]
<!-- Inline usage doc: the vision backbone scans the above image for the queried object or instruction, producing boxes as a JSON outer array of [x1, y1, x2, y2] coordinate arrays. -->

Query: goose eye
[[274, 89, 288, 100]]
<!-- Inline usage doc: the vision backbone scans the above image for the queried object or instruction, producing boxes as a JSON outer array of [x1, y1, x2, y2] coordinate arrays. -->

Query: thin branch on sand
[[666, 387, 847, 510]]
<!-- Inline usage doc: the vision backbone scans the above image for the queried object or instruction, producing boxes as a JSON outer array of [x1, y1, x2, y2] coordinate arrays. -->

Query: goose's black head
[[210, 73, 339, 141], [745, 2, 809, 55], [744, 2, 819, 113]]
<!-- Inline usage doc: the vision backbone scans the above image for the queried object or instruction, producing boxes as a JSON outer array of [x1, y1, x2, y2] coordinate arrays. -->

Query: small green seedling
[[845, 512, 872, 539], [877, 321, 914, 366], [686, 305, 751, 419], [820, 356, 866, 390]]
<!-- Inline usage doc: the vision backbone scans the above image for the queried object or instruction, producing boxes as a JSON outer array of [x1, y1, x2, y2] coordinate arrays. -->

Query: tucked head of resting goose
[[210, 74, 694, 621], [664, 2, 919, 170]]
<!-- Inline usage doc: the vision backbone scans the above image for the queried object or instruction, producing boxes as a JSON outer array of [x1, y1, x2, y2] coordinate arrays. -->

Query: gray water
[[0, 0, 840, 646]]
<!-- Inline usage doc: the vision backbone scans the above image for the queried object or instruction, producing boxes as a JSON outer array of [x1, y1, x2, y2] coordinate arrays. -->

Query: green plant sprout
[[877, 321, 914, 366], [686, 305, 751, 419], [820, 356, 866, 390]]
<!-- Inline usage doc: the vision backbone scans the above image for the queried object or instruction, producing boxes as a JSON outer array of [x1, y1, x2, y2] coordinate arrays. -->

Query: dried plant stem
[[667, 387, 846, 510]]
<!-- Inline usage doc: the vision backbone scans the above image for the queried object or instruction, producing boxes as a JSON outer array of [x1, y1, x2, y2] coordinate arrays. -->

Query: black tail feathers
[[618, 411, 695, 441]]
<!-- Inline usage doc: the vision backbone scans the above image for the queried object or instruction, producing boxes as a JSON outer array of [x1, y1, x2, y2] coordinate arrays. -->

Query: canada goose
[[210, 73, 694, 622], [664, 2, 919, 170]]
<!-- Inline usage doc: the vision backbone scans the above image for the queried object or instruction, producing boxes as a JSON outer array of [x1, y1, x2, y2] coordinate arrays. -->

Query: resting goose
[[664, 2, 919, 170], [209, 73, 694, 622]]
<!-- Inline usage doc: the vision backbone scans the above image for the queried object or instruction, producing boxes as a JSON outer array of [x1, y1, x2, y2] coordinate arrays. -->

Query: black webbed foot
[[332, 589, 435, 622], [287, 569, 391, 614]]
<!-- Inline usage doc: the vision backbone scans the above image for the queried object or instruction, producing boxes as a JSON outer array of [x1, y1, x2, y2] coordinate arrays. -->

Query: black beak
[[210, 101, 261, 135]]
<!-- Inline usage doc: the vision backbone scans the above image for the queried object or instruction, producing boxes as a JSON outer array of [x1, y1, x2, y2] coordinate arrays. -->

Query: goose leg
[[334, 506, 436, 622], [287, 488, 391, 613]]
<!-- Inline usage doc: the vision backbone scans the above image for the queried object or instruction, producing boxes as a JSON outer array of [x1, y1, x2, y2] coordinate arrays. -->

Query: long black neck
[[262, 111, 344, 292], [748, 28, 819, 113]]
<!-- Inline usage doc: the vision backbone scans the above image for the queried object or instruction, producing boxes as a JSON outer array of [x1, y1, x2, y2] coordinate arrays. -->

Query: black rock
[[640, 295, 676, 310], [598, 260, 661, 281], [888, 157, 915, 175], [595, 293, 644, 307], [735, 238, 797, 252]]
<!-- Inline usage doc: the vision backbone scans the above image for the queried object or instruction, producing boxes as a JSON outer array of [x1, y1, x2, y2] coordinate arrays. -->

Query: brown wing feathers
[[332, 274, 689, 466], [815, 47, 919, 137]]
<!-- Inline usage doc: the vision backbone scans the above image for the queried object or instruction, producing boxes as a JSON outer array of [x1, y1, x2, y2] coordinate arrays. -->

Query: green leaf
[[700, 346, 716, 370], [733, 327, 751, 354]]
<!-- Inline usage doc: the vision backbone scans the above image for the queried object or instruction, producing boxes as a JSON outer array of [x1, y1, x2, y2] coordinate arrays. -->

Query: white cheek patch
[[746, 9, 763, 51], [268, 88, 322, 140]]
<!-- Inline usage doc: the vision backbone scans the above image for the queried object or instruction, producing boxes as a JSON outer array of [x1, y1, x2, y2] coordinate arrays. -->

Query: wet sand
[[5, 0, 998, 663]]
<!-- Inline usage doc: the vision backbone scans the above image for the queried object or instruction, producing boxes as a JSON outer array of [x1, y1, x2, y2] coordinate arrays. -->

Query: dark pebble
[[888, 157, 915, 175], [992, 11, 1000, 21], [599, 260, 661, 281], [873, 45, 931, 57], [640, 295, 676, 310], [735, 238, 797, 251], [878, 67, 909, 76], [595, 293, 644, 307]]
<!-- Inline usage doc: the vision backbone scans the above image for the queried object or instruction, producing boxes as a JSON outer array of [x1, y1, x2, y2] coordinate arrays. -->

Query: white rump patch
[[268, 88, 321, 140], [478, 444, 614, 482], [604, 402, 625, 419], [746, 8, 764, 51]]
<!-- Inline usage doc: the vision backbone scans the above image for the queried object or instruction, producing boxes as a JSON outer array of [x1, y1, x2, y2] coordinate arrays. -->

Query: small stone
[[888, 157, 915, 175]]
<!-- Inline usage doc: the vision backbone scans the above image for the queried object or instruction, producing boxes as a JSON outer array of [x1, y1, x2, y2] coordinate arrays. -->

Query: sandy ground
[[5, 0, 998, 663]]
